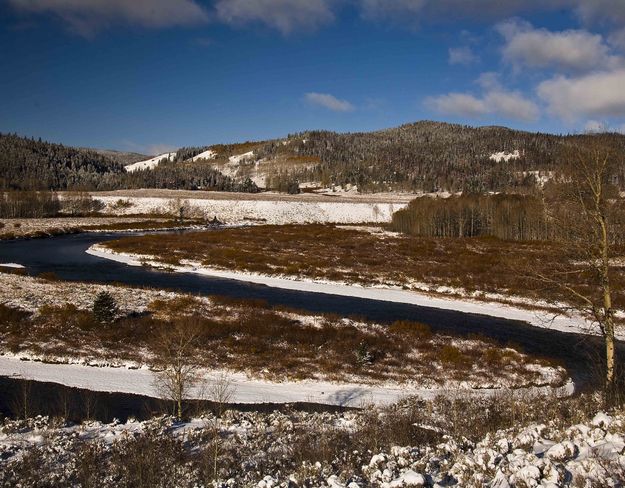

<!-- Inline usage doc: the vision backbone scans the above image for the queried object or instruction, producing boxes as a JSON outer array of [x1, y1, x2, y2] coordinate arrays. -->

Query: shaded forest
[[0, 134, 258, 193]]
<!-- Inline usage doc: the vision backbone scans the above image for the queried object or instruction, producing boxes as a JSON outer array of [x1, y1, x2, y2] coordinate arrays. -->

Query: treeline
[[391, 194, 552, 241], [0, 191, 104, 218], [117, 163, 259, 192], [391, 190, 625, 243]]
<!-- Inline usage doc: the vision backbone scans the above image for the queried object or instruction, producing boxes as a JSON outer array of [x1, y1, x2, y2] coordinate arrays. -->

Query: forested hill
[[0, 133, 126, 190], [255, 121, 625, 192], [0, 133, 257, 192], [3, 122, 625, 193]]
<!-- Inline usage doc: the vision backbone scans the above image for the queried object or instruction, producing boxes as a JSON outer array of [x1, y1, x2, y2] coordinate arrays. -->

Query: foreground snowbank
[[88, 244, 605, 339], [1, 407, 623, 486], [0, 355, 574, 407]]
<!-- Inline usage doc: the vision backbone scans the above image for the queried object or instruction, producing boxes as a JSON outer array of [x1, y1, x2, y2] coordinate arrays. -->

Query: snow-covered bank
[[0, 355, 574, 407], [94, 195, 405, 224], [88, 245, 603, 339]]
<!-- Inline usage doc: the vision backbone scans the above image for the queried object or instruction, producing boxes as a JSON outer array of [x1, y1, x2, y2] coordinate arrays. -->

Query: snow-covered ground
[[190, 149, 217, 161], [124, 152, 176, 173], [1, 406, 622, 487], [94, 195, 405, 224], [0, 354, 573, 407], [88, 245, 606, 340]]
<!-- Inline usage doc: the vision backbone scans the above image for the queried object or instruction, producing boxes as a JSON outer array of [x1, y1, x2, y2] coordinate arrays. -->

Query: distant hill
[[3, 122, 625, 193]]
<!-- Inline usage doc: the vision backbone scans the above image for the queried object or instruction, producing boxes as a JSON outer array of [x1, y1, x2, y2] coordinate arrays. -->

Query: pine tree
[[92, 291, 118, 324]]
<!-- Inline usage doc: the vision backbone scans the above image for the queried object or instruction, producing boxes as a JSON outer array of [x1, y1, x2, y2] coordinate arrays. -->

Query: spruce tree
[[92, 291, 118, 324]]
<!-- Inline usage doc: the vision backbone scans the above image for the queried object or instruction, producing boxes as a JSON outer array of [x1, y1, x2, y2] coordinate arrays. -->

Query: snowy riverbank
[[0, 354, 574, 407]]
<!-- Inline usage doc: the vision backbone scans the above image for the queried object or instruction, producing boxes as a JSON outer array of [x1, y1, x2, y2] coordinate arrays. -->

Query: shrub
[[440, 344, 469, 367], [389, 320, 432, 339], [93, 291, 118, 324]]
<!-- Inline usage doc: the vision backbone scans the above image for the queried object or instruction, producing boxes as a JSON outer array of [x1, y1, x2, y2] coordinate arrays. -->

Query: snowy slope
[[191, 149, 217, 162], [124, 152, 176, 173], [229, 151, 254, 164]]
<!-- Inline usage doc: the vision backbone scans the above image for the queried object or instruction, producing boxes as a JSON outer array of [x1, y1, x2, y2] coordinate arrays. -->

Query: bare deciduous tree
[[535, 138, 623, 402], [152, 317, 203, 420]]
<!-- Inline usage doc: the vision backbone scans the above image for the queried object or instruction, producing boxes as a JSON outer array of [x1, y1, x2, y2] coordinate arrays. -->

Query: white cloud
[[609, 28, 625, 51], [426, 76, 539, 122], [538, 69, 625, 121], [359, 0, 573, 24], [215, 0, 335, 34], [583, 120, 608, 133], [8, 0, 208, 36], [576, 0, 625, 28], [425, 93, 488, 118], [305, 92, 354, 112], [496, 19, 620, 72], [448, 46, 479, 66]]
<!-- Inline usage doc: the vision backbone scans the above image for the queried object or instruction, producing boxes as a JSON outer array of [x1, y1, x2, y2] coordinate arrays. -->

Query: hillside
[[131, 121, 625, 193], [0, 134, 256, 193], [3, 122, 625, 193]]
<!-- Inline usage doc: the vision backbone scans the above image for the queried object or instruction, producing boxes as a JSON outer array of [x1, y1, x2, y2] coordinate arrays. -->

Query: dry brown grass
[[0, 296, 562, 387], [103, 224, 625, 312]]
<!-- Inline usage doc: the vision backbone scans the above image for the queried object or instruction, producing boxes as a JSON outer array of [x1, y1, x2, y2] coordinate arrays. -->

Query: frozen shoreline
[[0, 355, 574, 407], [87, 245, 604, 339]]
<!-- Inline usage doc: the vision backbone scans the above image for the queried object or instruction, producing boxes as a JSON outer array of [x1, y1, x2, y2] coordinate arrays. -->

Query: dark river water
[[0, 231, 619, 418]]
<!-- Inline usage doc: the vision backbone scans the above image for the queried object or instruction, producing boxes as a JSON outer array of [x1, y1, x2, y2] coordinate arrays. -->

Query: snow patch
[[190, 149, 217, 162], [490, 150, 521, 163], [0, 263, 24, 269], [229, 151, 255, 165], [124, 152, 176, 173]]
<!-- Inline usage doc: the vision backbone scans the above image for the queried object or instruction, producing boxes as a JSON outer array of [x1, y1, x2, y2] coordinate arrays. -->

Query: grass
[[102, 224, 625, 313]]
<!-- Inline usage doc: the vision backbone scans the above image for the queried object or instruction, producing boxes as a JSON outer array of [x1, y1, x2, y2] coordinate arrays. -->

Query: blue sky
[[2, 0, 625, 154]]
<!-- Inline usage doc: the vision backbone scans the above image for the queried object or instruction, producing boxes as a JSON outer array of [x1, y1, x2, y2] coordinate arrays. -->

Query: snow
[[229, 151, 255, 164], [490, 150, 521, 163], [190, 149, 217, 162], [95, 196, 404, 224], [124, 152, 176, 173], [0, 263, 24, 269], [0, 354, 573, 407], [2, 408, 624, 487], [88, 245, 606, 339]]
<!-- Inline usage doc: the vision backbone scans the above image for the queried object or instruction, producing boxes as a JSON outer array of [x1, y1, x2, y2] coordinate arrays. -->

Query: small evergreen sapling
[[92, 291, 118, 324]]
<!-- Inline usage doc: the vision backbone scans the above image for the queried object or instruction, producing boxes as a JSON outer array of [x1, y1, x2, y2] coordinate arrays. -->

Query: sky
[[2, 0, 625, 154]]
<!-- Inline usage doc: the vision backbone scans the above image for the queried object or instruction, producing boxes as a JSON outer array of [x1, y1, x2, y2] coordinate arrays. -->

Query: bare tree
[[152, 317, 203, 420], [536, 138, 623, 402]]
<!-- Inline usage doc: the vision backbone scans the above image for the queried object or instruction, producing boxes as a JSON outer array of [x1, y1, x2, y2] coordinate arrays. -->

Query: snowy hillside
[[190, 149, 217, 161], [124, 152, 176, 173]]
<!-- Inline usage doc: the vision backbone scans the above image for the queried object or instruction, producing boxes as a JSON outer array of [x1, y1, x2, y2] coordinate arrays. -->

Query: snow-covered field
[[88, 244, 606, 340], [94, 195, 406, 224]]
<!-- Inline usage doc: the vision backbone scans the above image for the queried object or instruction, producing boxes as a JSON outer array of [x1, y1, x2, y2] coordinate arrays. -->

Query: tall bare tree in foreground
[[538, 137, 623, 402], [152, 317, 203, 420]]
